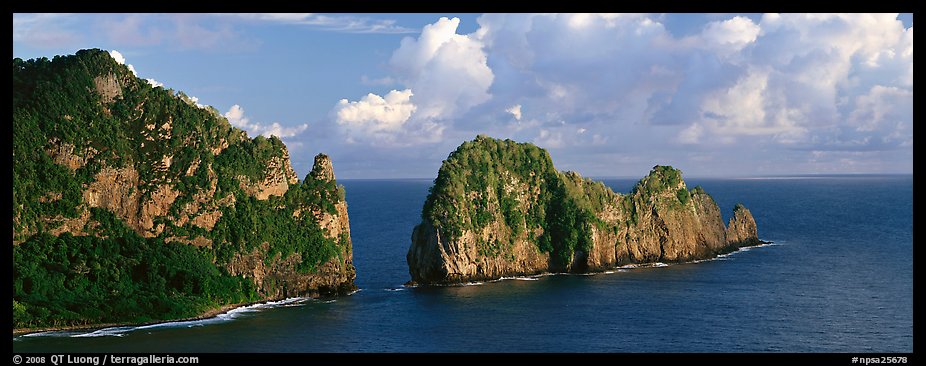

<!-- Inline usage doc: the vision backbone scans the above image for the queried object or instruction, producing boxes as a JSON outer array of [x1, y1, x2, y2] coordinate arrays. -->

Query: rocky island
[[13, 49, 355, 332], [408, 136, 761, 285]]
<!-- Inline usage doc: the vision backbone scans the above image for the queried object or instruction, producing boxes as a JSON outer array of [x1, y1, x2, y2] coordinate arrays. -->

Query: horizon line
[[335, 172, 914, 181]]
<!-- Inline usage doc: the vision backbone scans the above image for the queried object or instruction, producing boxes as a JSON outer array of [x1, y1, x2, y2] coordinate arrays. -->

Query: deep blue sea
[[13, 176, 913, 352]]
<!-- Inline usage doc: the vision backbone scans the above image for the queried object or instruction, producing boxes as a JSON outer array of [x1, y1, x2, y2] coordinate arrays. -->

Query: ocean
[[12, 175, 913, 352]]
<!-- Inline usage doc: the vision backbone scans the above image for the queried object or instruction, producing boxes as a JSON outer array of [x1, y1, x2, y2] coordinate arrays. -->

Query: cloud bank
[[333, 13, 912, 175]]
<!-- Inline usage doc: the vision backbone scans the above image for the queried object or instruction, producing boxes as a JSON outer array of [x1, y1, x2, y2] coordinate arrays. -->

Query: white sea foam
[[19, 297, 314, 338], [690, 257, 728, 264], [688, 241, 777, 264], [497, 276, 540, 281], [20, 331, 62, 338], [70, 327, 132, 338], [385, 287, 406, 292], [618, 262, 671, 269]]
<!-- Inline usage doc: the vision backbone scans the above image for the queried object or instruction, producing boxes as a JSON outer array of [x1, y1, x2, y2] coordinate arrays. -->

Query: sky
[[12, 13, 914, 179]]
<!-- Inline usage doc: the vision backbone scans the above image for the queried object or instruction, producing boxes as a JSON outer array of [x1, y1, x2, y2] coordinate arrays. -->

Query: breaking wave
[[18, 297, 312, 338]]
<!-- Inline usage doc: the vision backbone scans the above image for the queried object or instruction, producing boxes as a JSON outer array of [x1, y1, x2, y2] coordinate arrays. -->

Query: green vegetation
[[539, 179, 596, 268], [421, 135, 557, 241], [633, 165, 683, 198], [210, 174, 342, 273], [677, 187, 690, 205], [13, 49, 347, 329], [629, 165, 693, 210], [420, 136, 617, 270], [13, 49, 241, 238], [215, 135, 287, 189], [419, 137, 700, 271], [13, 209, 258, 329]]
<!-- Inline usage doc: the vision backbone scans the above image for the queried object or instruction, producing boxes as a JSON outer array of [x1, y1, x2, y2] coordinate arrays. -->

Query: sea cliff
[[13, 49, 354, 330], [408, 136, 760, 285]]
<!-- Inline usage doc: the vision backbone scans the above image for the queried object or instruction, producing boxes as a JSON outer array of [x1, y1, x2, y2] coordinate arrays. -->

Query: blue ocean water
[[12, 176, 913, 352]]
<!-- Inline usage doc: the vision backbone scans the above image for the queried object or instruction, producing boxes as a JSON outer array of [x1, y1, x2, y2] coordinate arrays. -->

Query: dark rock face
[[726, 204, 760, 247], [408, 136, 761, 285]]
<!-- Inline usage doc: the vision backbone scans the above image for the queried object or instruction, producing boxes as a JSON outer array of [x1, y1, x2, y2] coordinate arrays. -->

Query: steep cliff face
[[726, 204, 760, 247], [225, 154, 356, 298], [408, 136, 761, 285], [13, 49, 354, 329]]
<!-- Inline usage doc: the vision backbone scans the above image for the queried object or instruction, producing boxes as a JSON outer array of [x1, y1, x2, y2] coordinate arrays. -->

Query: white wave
[[599, 269, 628, 273], [267, 297, 309, 306], [497, 276, 540, 281], [280, 302, 307, 308], [70, 327, 133, 338], [619, 262, 670, 269], [20, 331, 60, 338], [385, 287, 406, 292], [46, 297, 314, 338], [21, 331, 79, 338], [460, 281, 484, 286], [690, 257, 729, 264]]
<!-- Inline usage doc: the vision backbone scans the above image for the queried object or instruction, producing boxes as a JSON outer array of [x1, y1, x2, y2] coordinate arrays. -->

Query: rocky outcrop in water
[[407, 136, 761, 285]]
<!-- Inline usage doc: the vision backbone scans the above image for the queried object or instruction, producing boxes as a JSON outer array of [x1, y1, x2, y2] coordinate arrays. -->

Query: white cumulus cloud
[[334, 89, 417, 132], [333, 17, 494, 146], [322, 13, 911, 175], [389, 16, 494, 121], [506, 104, 522, 120], [109, 49, 168, 92], [145, 78, 163, 88], [224, 104, 308, 139], [701, 16, 760, 48], [108, 50, 137, 75]]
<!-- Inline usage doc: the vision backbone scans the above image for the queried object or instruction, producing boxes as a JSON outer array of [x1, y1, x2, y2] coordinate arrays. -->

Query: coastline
[[407, 239, 773, 287], [16, 242, 772, 336], [13, 298, 276, 338]]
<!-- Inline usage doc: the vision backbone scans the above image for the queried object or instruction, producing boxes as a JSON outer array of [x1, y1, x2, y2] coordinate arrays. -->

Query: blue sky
[[13, 13, 913, 179]]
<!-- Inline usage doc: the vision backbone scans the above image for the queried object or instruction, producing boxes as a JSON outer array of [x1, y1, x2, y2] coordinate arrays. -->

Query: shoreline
[[407, 239, 774, 287], [16, 242, 773, 336], [14, 282, 359, 338], [13, 298, 281, 338]]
